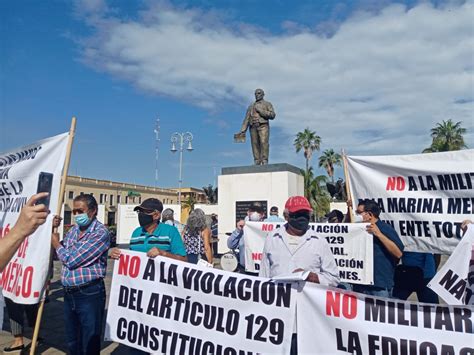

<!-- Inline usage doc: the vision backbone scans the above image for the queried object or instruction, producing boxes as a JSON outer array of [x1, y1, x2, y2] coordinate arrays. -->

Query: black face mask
[[138, 212, 154, 227], [288, 212, 311, 232]]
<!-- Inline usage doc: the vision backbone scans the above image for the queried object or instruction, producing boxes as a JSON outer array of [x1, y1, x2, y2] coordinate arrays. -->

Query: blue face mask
[[74, 213, 91, 227]]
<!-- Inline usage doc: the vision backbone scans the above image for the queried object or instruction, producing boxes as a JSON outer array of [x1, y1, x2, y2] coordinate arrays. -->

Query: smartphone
[[36, 172, 54, 208]]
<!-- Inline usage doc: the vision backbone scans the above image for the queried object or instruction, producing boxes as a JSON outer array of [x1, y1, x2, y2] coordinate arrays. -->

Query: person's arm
[[202, 227, 213, 264], [0, 193, 49, 272], [314, 239, 341, 286], [52, 225, 110, 269], [147, 227, 187, 262], [367, 222, 403, 259], [228, 220, 245, 249]]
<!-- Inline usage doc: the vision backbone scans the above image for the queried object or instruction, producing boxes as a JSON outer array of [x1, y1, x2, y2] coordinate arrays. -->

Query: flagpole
[[30, 117, 76, 354], [342, 149, 354, 223]]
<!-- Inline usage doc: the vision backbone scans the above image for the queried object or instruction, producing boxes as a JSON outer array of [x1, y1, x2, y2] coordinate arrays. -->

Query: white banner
[[105, 251, 296, 354], [347, 150, 474, 253], [298, 284, 474, 355], [0, 133, 69, 304], [428, 224, 474, 305], [243, 222, 374, 284]]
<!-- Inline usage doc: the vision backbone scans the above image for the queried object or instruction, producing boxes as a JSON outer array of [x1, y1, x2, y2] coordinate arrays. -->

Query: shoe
[[3, 344, 25, 353]]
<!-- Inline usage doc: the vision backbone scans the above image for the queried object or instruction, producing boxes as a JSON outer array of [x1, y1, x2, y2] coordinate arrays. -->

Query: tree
[[294, 128, 321, 174], [300, 168, 331, 220], [181, 195, 197, 211], [202, 184, 218, 204], [318, 149, 342, 182], [422, 119, 468, 153]]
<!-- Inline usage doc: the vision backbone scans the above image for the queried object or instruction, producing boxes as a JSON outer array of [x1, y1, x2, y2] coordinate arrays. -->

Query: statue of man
[[237, 88, 276, 165]]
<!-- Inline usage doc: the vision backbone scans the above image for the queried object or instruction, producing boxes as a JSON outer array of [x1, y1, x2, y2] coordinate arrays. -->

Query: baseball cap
[[133, 198, 163, 212], [285, 196, 312, 213], [270, 206, 279, 214], [325, 209, 344, 222]]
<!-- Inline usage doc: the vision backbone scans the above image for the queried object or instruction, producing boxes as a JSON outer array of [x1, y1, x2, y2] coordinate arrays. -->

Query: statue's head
[[254, 88, 265, 101]]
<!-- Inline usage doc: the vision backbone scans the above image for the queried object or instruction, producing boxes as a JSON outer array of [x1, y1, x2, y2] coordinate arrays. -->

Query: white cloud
[[78, 1, 474, 158]]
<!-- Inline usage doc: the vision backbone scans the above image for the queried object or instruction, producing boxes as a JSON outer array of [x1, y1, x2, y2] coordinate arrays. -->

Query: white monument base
[[217, 164, 304, 254]]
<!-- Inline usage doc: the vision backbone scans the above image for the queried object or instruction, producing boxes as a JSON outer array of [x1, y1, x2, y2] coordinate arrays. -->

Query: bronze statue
[[234, 88, 276, 165]]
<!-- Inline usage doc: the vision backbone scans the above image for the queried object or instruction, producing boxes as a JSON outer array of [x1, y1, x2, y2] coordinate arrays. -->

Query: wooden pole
[[30, 117, 76, 354], [342, 149, 354, 223]]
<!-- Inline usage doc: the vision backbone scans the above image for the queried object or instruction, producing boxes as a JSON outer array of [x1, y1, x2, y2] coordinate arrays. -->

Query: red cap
[[285, 196, 312, 213]]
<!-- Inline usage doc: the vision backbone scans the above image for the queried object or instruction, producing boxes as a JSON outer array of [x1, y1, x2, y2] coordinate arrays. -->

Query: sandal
[[3, 344, 25, 353]]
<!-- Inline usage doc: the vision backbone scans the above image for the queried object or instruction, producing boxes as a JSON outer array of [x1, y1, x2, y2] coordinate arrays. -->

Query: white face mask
[[249, 212, 261, 221], [353, 214, 364, 223]]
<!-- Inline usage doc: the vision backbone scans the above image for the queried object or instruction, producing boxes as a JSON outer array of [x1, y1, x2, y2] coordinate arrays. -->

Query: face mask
[[74, 213, 91, 227], [353, 214, 364, 223], [288, 213, 310, 232], [249, 212, 262, 221], [138, 212, 154, 227]]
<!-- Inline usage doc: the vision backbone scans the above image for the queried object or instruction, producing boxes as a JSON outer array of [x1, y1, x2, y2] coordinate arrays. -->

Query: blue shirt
[[372, 220, 404, 289], [227, 229, 245, 266], [129, 223, 186, 256], [401, 252, 436, 279]]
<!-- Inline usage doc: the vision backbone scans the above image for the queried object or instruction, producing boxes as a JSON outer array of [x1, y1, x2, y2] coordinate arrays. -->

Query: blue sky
[[1, 0, 472, 189]]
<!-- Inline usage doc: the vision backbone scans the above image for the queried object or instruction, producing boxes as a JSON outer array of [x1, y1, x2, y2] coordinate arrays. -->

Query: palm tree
[[300, 168, 331, 219], [423, 119, 468, 153], [294, 128, 321, 174], [318, 149, 342, 183], [181, 195, 197, 211]]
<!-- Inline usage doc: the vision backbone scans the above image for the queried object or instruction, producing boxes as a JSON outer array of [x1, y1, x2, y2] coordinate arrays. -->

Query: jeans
[[352, 284, 392, 298], [63, 279, 106, 355], [0, 291, 4, 331]]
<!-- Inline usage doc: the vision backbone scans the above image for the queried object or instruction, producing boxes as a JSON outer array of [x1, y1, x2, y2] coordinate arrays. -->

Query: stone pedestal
[[217, 163, 304, 253]]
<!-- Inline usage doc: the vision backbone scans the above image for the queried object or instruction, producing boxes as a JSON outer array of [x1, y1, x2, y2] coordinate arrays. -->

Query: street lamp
[[170, 132, 193, 205]]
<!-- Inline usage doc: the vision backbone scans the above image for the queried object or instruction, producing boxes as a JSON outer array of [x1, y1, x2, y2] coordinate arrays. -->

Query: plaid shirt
[[56, 218, 110, 287]]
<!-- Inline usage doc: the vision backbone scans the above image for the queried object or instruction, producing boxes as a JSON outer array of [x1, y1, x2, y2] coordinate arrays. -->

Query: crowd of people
[[0, 192, 472, 354]]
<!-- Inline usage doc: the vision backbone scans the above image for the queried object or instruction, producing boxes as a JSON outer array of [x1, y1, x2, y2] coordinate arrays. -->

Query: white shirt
[[259, 225, 340, 287]]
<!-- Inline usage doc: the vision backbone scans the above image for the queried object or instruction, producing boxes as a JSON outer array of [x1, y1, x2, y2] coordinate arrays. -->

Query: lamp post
[[170, 132, 193, 205]]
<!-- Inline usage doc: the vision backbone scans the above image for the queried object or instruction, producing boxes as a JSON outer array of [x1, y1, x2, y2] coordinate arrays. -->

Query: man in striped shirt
[[51, 194, 110, 355], [110, 198, 187, 260]]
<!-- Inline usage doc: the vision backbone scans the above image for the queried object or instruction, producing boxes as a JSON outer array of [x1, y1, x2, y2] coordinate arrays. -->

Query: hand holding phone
[[36, 172, 54, 209]]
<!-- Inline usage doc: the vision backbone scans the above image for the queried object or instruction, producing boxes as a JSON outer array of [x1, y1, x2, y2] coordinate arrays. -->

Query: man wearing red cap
[[259, 196, 339, 286]]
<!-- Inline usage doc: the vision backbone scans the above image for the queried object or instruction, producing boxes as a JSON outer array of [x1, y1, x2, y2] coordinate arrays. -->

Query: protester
[[393, 252, 438, 303], [259, 196, 340, 285], [325, 209, 344, 223], [264, 206, 285, 222], [351, 199, 404, 298], [260, 196, 340, 355], [51, 194, 110, 355], [210, 213, 219, 257], [183, 209, 213, 264], [3, 300, 40, 353], [161, 208, 185, 235], [228, 203, 265, 272], [0, 193, 49, 272], [109, 198, 186, 261], [109, 198, 186, 355]]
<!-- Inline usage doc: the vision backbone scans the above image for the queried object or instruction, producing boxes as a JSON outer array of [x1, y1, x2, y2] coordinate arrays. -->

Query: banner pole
[[30, 117, 76, 355], [342, 149, 354, 223]]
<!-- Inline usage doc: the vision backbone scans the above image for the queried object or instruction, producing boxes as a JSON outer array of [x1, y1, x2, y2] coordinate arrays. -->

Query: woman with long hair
[[183, 209, 213, 264]]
